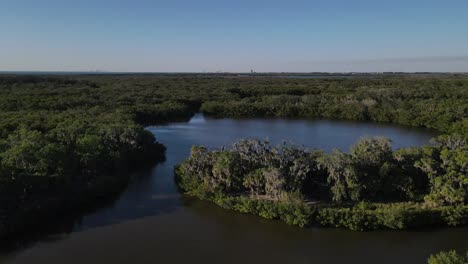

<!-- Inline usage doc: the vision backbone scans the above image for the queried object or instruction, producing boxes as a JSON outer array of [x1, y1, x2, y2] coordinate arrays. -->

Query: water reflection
[[5, 114, 465, 264]]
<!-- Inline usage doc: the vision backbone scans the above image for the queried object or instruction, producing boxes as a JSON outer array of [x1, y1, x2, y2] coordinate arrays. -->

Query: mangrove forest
[[0, 73, 466, 245]]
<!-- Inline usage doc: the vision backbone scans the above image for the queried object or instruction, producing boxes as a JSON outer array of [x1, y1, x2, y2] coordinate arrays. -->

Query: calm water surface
[[3, 114, 467, 264]]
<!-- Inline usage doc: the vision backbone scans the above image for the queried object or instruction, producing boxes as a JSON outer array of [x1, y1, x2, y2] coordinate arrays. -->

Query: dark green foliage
[[0, 74, 467, 235], [317, 203, 468, 231], [199, 76, 467, 133], [427, 250, 468, 264], [416, 135, 467, 206], [175, 136, 467, 230], [317, 137, 425, 203], [213, 195, 312, 227], [0, 76, 178, 237], [392, 147, 429, 200], [176, 139, 323, 201], [318, 150, 360, 202]]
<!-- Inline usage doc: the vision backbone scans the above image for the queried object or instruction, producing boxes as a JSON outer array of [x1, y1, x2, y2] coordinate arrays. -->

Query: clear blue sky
[[1, 0, 468, 72]]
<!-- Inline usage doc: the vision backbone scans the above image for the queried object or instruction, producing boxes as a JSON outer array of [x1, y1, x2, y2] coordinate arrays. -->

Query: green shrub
[[427, 250, 468, 264]]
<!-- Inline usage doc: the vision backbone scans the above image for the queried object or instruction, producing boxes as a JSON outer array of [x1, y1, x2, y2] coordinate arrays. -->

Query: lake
[[3, 114, 467, 264]]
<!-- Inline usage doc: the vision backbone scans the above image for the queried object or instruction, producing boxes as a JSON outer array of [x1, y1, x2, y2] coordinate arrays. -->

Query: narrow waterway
[[3, 114, 466, 264]]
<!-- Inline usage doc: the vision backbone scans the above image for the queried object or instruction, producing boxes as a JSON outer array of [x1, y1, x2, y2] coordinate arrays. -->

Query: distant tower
[[251, 69, 254, 74]]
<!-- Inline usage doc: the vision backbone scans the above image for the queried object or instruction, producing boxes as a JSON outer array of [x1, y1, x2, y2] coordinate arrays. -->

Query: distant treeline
[[0, 74, 466, 237], [200, 77, 467, 133]]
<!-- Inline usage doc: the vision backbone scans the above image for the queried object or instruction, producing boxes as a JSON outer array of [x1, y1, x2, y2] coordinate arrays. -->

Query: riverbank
[[182, 193, 468, 231], [2, 111, 467, 263], [0, 138, 166, 242], [0, 74, 466, 247], [175, 136, 467, 231]]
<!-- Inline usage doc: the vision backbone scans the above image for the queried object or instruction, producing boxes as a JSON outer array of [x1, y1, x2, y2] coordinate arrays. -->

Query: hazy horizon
[[2, 0, 468, 72]]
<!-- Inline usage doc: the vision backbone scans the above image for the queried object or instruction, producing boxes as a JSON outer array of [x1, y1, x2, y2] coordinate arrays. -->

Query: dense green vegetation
[[200, 76, 467, 134], [0, 76, 187, 238], [175, 136, 467, 230], [427, 250, 468, 264], [0, 74, 467, 237]]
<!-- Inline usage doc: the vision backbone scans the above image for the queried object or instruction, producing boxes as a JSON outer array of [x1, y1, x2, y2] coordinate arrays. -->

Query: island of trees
[[176, 135, 466, 230], [0, 74, 466, 240]]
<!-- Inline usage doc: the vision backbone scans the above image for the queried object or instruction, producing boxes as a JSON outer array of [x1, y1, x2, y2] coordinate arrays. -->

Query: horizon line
[[1, 70, 468, 75]]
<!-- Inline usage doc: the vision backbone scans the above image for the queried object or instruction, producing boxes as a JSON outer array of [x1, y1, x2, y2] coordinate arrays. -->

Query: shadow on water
[[179, 197, 468, 264], [0, 164, 180, 256], [2, 114, 465, 264]]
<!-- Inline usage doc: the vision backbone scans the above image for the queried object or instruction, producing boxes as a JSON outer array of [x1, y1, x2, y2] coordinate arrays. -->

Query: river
[[2, 114, 466, 264]]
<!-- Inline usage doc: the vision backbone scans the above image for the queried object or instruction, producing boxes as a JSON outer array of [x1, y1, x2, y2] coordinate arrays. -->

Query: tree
[[0, 126, 65, 178], [243, 169, 266, 196], [211, 151, 243, 192], [427, 250, 468, 264], [232, 139, 275, 170], [350, 136, 393, 166], [263, 168, 286, 199], [417, 135, 468, 206], [318, 150, 361, 202], [392, 147, 428, 200], [75, 134, 104, 176], [349, 137, 394, 200], [275, 144, 316, 193], [176, 146, 213, 194]]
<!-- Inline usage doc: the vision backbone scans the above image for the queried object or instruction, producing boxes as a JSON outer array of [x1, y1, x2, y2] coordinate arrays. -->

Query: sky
[[1, 0, 468, 72]]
